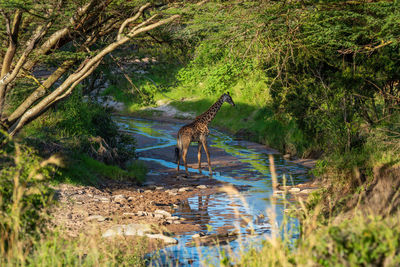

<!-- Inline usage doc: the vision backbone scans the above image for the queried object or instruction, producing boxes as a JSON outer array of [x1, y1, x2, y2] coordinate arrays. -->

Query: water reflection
[[113, 116, 309, 266]]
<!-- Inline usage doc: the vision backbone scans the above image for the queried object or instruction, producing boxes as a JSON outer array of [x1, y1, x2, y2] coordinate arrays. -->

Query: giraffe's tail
[[175, 134, 182, 164]]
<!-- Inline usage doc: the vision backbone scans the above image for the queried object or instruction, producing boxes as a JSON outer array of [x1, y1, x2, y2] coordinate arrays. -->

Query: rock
[[94, 195, 110, 203], [289, 187, 301, 193], [137, 211, 147, 216], [192, 233, 200, 238], [155, 186, 164, 190], [196, 185, 207, 189], [168, 192, 177, 196], [178, 187, 191, 192], [113, 194, 126, 203], [102, 223, 154, 238], [154, 213, 164, 219], [125, 224, 154, 236], [76, 201, 83, 205], [102, 225, 125, 238], [283, 154, 291, 159], [154, 209, 172, 218], [87, 215, 106, 222], [173, 220, 181, 224], [146, 234, 178, 245], [144, 190, 152, 193], [166, 216, 179, 220], [122, 212, 136, 217], [273, 190, 285, 194], [128, 196, 135, 201]]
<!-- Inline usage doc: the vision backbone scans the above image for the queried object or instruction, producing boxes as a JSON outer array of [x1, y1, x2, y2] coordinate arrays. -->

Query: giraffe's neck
[[196, 96, 224, 125]]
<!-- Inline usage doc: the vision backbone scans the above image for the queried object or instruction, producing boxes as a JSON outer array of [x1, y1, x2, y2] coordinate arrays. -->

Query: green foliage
[[23, 89, 136, 162], [57, 153, 146, 186]]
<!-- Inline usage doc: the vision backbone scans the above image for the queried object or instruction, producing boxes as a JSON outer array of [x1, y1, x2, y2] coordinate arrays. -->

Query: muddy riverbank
[[50, 115, 318, 265]]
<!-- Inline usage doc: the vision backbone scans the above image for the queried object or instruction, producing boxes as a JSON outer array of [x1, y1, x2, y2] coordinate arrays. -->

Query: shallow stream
[[114, 116, 311, 266]]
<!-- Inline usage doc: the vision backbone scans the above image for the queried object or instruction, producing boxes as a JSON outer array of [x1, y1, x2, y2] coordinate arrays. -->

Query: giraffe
[[175, 92, 235, 176]]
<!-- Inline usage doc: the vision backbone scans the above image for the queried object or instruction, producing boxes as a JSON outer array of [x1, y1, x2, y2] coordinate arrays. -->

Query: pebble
[[113, 194, 126, 203], [87, 215, 106, 222], [273, 190, 285, 194], [122, 212, 136, 217], [146, 234, 178, 245], [154, 213, 164, 219], [166, 216, 179, 220], [178, 187, 191, 192], [76, 201, 83, 205], [137, 211, 147, 216], [155, 209, 172, 218], [144, 190, 152, 193], [196, 185, 207, 189], [155, 186, 164, 190]]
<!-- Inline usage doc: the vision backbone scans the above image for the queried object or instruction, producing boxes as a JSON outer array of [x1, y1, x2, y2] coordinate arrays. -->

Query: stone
[[154, 209, 172, 218], [168, 192, 177, 196], [113, 195, 126, 203], [154, 213, 164, 219], [166, 216, 179, 220], [192, 233, 200, 238], [273, 190, 285, 194], [137, 211, 147, 216], [178, 187, 191, 192], [173, 220, 181, 224], [102, 225, 125, 238], [122, 212, 136, 217], [155, 186, 164, 190], [128, 196, 135, 201], [102, 223, 154, 238], [146, 234, 178, 245], [283, 154, 291, 159], [144, 190, 152, 193], [76, 201, 83, 205], [125, 223, 153, 236], [87, 215, 106, 222], [196, 185, 207, 189], [289, 187, 301, 193]]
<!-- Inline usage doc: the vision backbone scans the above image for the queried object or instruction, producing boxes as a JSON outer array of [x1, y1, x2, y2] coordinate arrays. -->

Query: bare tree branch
[[7, 13, 180, 137]]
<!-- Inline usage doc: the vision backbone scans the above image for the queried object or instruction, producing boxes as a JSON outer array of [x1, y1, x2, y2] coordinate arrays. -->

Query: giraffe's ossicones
[[175, 92, 235, 177]]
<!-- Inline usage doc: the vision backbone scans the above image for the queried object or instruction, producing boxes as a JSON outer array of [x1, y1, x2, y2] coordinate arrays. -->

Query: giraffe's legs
[[176, 144, 180, 172], [181, 139, 190, 176], [197, 143, 202, 173], [201, 138, 212, 176]]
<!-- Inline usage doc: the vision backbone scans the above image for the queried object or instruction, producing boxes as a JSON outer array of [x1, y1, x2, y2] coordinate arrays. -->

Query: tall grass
[[0, 141, 147, 266]]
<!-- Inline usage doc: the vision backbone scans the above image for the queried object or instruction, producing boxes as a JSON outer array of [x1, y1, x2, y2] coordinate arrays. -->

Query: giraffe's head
[[222, 92, 235, 107]]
